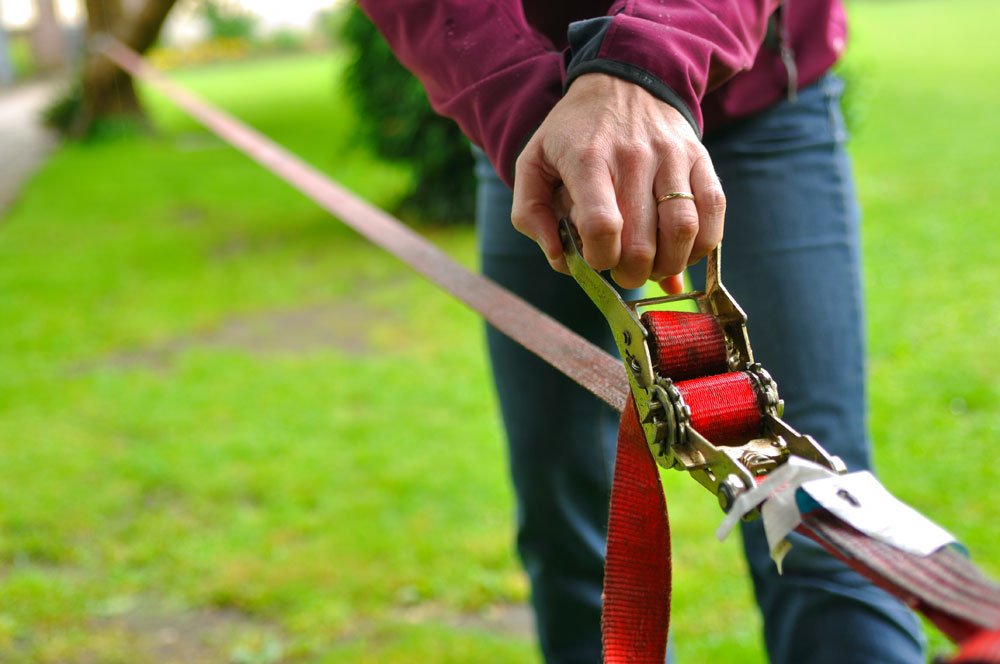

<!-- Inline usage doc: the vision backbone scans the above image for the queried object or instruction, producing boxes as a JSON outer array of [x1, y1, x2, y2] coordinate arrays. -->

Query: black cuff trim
[[565, 59, 702, 139]]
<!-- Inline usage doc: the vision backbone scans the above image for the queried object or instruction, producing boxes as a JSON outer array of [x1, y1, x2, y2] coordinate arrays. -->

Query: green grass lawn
[[1, 1, 998, 661]]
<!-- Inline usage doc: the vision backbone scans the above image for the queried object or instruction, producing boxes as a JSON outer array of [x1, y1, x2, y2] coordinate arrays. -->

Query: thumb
[[512, 151, 568, 273]]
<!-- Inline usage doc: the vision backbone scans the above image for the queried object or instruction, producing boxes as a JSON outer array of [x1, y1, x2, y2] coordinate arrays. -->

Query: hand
[[511, 73, 725, 294]]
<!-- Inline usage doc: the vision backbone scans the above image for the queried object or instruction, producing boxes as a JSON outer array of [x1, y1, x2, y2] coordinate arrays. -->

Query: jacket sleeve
[[357, 1, 564, 187], [565, 0, 782, 136]]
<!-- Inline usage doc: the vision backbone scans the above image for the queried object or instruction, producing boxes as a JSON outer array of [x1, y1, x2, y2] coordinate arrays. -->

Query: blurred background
[[0, 0, 997, 662]]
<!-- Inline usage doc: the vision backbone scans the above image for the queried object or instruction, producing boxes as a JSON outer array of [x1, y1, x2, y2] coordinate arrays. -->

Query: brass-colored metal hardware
[[559, 218, 845, 515]]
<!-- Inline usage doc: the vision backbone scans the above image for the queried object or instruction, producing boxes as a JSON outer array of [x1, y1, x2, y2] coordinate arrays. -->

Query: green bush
[[8, 33, 36, 80], [339, 6, 475, 224], [265, 29, 306, 54], [200, 0, 258, 41]]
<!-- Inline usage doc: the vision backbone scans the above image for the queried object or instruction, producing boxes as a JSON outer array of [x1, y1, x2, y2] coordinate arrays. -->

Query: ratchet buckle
[[559, 219, 846, 513]]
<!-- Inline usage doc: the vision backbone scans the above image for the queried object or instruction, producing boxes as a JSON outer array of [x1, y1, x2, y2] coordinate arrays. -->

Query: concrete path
[[0, 79, 60, 217]]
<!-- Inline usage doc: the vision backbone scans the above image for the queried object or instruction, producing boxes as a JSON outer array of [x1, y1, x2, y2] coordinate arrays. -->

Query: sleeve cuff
[[564, 16, 702, 139]]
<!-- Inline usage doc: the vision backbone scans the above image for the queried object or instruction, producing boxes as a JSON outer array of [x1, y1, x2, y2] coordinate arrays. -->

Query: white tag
[[716, 457, 838, 570], [800, 472, 955, 556]]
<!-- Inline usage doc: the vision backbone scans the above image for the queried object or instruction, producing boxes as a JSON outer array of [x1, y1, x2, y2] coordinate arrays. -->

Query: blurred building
[[0, 0, 83, 85]]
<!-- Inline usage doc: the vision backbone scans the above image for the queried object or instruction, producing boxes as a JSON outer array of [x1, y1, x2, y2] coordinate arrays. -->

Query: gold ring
[[656, 192, 695, 204]]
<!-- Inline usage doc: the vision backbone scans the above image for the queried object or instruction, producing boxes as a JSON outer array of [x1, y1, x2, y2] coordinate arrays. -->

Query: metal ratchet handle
[[558, 217, 846, 514], [558, 219, 655, 389], [558, 218, 754, 505], [558, 219, 665, 461]]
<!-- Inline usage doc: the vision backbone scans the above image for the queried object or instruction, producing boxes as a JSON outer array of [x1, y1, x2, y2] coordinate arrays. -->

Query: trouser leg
[[472, 72, 923, 664], [696, 74, 925, 664]]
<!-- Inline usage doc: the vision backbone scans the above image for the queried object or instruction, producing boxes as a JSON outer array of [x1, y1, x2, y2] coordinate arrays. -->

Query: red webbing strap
[[99, 40, 630, 415], [797, 510, 1000, 656], [603, 394, 671, 663], [601, 311, 751, 662], [641, 311, 729, 381], [675, 371, 764, 444], [950, 629, 1000, 663]]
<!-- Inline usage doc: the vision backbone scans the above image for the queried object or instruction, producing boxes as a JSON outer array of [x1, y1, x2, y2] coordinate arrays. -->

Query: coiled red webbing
[[643, 312, 764, 445], [641, 311, 729, 381], [676, 372, 764, 444]]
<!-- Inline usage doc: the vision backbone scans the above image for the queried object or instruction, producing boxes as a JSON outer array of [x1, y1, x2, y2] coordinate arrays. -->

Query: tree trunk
[[73, 0, 178, 136], [31, 0, 67, 72]]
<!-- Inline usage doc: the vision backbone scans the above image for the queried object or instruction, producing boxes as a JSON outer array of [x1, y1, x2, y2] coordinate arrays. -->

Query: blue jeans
[[475, 75, 925, 664]]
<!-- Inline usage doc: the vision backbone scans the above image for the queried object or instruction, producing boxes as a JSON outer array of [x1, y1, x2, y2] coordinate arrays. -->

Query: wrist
[[567, 63, 701, 139]]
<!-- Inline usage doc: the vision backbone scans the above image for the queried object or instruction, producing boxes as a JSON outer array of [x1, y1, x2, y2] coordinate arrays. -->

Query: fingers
[[610, 144, 658, 289], [516, 141, 656, 286], [512, 150, 567, 273], [658, 274, 686, 295], [688, 153, 725, 262], [558, 150, 623, 271], [652, 151, 700, 279], [651, 147, 726, 282], [511, 77, 725, 287]]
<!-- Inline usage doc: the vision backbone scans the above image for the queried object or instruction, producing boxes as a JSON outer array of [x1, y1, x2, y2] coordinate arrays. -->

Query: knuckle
[[657, 140, 687, 165], [670, 211, 700, 244], [581, 209, 622, 241], [514, 150, 531, 171], [513, 153, 528, 176], [704, 186, 727, 216], [514, 142, 540, 172], [621, 241, 655, 268], [573, 144, 610, 171], [617, 140, 654, 167]]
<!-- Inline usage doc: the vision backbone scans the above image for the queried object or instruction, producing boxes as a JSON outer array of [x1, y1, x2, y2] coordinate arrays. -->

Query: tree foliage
[[339, 6, 475, 224], [199, 0, 258, 41]]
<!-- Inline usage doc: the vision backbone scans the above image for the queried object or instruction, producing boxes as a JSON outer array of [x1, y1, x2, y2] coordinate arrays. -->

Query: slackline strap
[[103, 40, 1000, 663], [797, 511, 1000, 662], [99, 39, 629, 415]]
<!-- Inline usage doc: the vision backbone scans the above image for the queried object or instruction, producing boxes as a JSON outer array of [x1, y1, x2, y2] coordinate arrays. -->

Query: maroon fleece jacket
[[358, 1, 847, 186]]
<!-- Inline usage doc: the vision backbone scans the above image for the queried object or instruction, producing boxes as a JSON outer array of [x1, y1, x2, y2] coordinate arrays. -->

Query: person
[[359, 2, 926, 662]]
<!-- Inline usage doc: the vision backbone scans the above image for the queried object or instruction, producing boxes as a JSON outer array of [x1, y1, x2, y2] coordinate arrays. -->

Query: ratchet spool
[[640, 311, 730, 381], [641, 310, 767, 445], [675, 371, 764, 445]]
